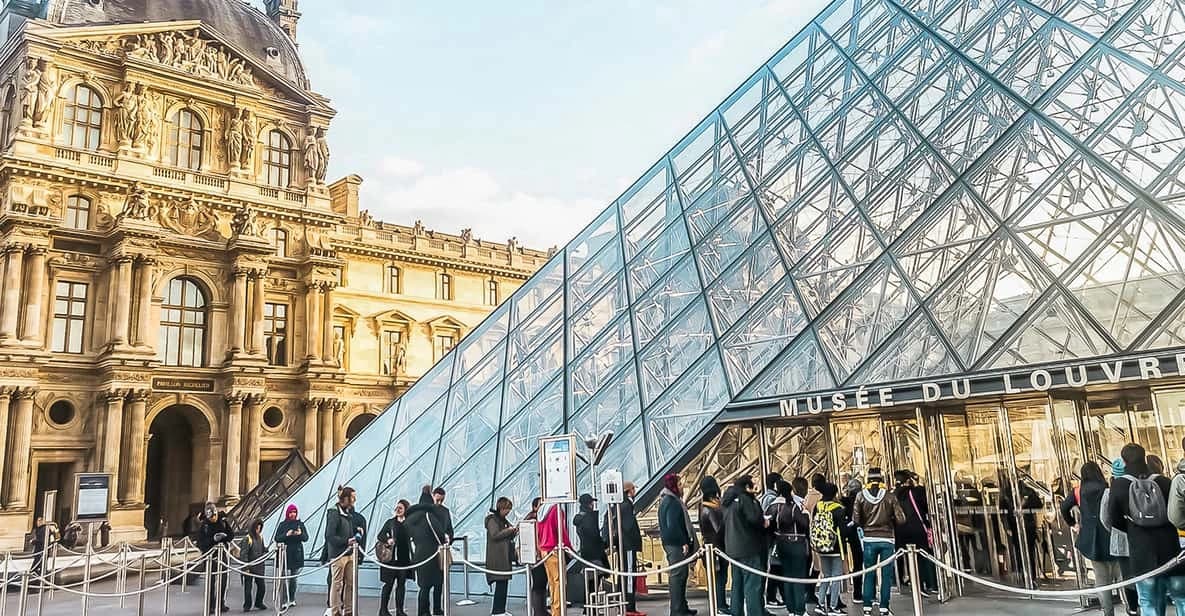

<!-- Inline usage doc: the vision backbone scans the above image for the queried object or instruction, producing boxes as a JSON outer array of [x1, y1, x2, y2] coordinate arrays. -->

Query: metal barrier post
[[118, 543, 128, 609], [351, 545, 359, 616], [456, 536, 475, 606], [2, 551, 11, 616], [439, 545, 451, 616], [181, 541, 189, 594], [202, 547, 213, 616], [81, 538, 93, 616], [906, 545, 924, 616], [136, 553, 147, 616], [162, 540, 172, 616], [273, 546, 282, 616], [705, 544, 718, 616], [18, 571, 29, 616], [45, 543, 56, 601], [36, 558, 45, 616]]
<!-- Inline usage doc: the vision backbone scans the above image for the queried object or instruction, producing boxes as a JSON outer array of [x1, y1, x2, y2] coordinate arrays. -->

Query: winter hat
[[1112, 458, 1126, 477], [663, 473, 681, 495], [700, 476, 721, 499], [867, 467, 885, 483], [285, 504, 298, 518]]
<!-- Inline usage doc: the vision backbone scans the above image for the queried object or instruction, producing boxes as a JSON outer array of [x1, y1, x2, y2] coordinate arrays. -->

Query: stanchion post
[[273, 546, 282, 616], [439, 545, 451, 616], [162, 540, 172, 616], [351, 544, 359, 616], [45, 542, 56, 601], [36, 558, 45, 616], [555, 507, 567, 616], [456, 536, 475, 606], [906, 545, 924, 616], [18, 570, 29, 616], [1, 551, 11, 616], [202, 547, 213, 616], [705, 544, 718, 616], [181, 541, 189, 594], [82, 537, 93, 616], [135, 552, 147, 616], [118, 543, 128, 609]]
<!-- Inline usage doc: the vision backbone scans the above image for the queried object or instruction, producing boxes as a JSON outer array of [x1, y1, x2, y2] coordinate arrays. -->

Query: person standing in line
[[431, 487, 454, 616], [198, 501, 235, 613], [1101, 458, 1139, 616], [852, 468, 905, 616], [239, 518, 268, 612], [575, 494, 608, 566], [839, 473, 864, 607], [274, 504, 308, 610], [1167, 440, 1185, 614], [658, 473, 699, 616], [28, 516, 57, 592], [892, 471, 937, 597], [537, 498, 573, 616], [768, 480, 810, 616], [602, 481, 645, 616], [699, 476, 730, 615], [526, 498, 550, 616], [326, 487, 368, 616], [760, 473, 784, 610], [1063, 463, 1119, 616], [377, 500, 413, 616], [485, 497, 519, 616], [406, 490, 448, 616], [724, 475, 769, 616], [1109, 443, 1179, 616], [811, 483, 848, 616]]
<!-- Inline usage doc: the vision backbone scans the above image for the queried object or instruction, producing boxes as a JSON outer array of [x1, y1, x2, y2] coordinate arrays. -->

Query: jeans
[[205, 554, 228, 611], [1090, 560, 1122, 616], [713, 560, 730, 609], [1167, 576, 1185, 616], [1137, 577, 1168, 616], [242, 574, 265, 608], [381, 576, 406, 615], [665, 545, 691, 614], [776, 540, 810, 615], [281, 566, 300, 606], [817, 555, 843, 610], [730, 555, 764, 616], [862, 541, 896, 610]]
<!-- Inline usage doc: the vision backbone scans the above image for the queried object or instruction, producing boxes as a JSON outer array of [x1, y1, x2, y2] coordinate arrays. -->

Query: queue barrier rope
[[566, 546, 704, 577], [715, 546, 904, 585], [222, 546, 351, 580], [24, 550, 210, 598]]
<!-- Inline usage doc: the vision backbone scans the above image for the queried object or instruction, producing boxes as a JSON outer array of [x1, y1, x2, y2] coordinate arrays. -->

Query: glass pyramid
[[269, 0, 1185, 556]]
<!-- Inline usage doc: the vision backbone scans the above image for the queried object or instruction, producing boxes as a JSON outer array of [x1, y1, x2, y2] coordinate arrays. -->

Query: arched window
[[168, 108, 203, 170], [61, 84, 103, 151], [0, 89, 15, 148], [64, 195, 91, 229], [263, 130, 291, 187], [273, 228, 288, 257], [158, 277, 208, 367]]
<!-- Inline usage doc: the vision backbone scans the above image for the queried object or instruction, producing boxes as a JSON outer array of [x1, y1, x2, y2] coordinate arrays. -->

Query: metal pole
[[439, 545, 451, 616], [705, 544, 717, 616], [18, 570, 29, 616], [273, 546, 282, 616], [907, 545, 924, 616], [350, 545, 359, 616], [137, 553, 147, 616], [118, 543, 128, 609], [81, 537, 93, 616], [162, 539, 172, 616], [555, 505, 566, 616], [36, 559, 45, 616], [202, 546, 212, 616], [45, 542, 56, 601], [456, 536, 475, 606], [2, 551, 11, 616], [181, 541, 189, 594], [614, 503, 624, 596]]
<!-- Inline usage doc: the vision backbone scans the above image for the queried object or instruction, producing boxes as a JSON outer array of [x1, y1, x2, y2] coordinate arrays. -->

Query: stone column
[[320, 283, 334, 364], [303, 399, 319, 466], [118, 390, 148, 504], [305, 283, 322, 361], [20, 247, 46, 344], [249, 271, 266, 356], [5, 389, 36, 509], [109, 257, 133, 346], [223, 394, 244, 500], [242, 396, 263, 491], [0, 245, 25, 342], [102, 391, 124, 499], [228, 269, 248, 354], [332, 401, 345, 452], [318, 400, 333, 467], [132, 257, 154, 347], [0, 391, 11, 503]]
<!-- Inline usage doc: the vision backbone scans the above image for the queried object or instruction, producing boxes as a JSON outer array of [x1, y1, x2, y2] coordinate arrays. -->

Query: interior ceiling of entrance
[[270, 0, 1185, 555]]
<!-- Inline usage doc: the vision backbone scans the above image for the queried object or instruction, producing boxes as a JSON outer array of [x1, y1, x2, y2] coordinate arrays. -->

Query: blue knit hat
[[1112, 458, 1126, 477]]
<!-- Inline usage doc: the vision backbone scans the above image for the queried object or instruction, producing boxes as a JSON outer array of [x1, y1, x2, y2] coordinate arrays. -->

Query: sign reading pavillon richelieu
[[760, 351, 1185, 418]]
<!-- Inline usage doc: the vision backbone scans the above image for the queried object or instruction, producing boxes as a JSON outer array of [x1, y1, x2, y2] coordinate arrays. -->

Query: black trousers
[[381, 577, 406, 615], [418, 581, 439, 616], [242, 574, 265, 608], [528, 564, 548, 616], [765, 548, 784, 604], [206, 559, 228, 610], [491, 580, 508, 615]]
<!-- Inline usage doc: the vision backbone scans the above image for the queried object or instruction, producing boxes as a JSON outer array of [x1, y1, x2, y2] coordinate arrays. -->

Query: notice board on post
[[539, 434, 577, 504], [74, 473, 111, 521]]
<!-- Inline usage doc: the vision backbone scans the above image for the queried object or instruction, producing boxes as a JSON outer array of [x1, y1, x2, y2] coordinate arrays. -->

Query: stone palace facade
[[0, 0, 548, 547]]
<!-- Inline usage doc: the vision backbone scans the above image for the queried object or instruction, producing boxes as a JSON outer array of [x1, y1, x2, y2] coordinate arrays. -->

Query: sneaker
[[862, 608, 872, 616], [814, 607, 827, 616], [835, 600, 846, 610], [919, 587, 934, 598], [764, 603, 782, 610], [879, 609, 893, 616], [827, 609, 845, 616]]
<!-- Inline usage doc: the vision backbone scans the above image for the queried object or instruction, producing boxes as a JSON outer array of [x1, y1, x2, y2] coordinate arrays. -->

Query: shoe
[[862, 608, 872, 616], [878, 609, 892, 616], [688, 610, 698, 616], [827, 609, 845, 616], [627, 611, 647, 616], [256, 605, 268, 612], [919, 587, 934, 598], [835, 601, 846, 610], [244, 607, 253, 613], [221, 606, 231, 614], [765, 603, 782, 610]]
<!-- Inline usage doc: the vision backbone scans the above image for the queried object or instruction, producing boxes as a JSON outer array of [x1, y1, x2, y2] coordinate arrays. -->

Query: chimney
[[263, 0, 300, 41], [328, 175, 362, 218]]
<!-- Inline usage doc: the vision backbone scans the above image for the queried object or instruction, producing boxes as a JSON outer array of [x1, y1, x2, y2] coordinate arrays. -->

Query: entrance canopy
[[267, 0, 1185, 558]]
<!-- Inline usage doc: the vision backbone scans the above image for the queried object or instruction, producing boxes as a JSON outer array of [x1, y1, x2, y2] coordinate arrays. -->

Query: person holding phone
[[326, 487, 367, 616], [274, 504, 308, 610]]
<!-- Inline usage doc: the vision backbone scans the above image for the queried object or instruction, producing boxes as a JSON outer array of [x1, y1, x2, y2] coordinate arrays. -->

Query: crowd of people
[[658, 468, 936, 616]]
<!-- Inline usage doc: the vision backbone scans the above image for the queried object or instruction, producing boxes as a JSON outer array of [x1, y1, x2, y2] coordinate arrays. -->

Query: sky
[[276, 0, 832, 249]]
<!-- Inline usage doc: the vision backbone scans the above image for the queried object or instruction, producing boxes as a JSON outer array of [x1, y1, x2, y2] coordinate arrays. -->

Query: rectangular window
[[387, 266, 400, 294], [486, 279, 499, 306], [438, 273, 452, 300], [273, 228, 288, 258], [263, 302, 288, 366], [434, 333, 455, 360], [51, 281, 87, 354], [65, 196, 91, 230], [381, 330, 403, 375]]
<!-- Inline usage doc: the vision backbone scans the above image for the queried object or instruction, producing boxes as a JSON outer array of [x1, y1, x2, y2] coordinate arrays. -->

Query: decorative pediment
[[68, 28, 257, 89], [156, 196, 222, 241], [368, 309, 417, 336], [424, 315, 467, 336]]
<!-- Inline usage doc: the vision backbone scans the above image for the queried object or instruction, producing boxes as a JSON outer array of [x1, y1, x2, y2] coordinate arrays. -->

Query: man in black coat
[[197, 501, 234, 613], [405, 491, 449, 616], [724, 476, 767, 616], [325, 487, 367, 616], [602, 481, 644, 616], [431, 487, 454, 615], [575, 493, 608, 565]]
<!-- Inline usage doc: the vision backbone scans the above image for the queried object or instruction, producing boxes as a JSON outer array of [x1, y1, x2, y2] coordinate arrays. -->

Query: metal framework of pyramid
[[268, 0, 1185, 556]]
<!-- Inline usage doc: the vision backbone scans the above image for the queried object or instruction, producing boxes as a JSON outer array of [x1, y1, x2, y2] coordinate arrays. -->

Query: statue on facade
[[133, 86, 160, 150], [20, 58, 40, 123], [460, 228, 473, 245], [225, 108, 244, 168], [33, 61, 55, 127], [413, 220, 425, 236], [114, 82, 140, 145], [507, 236, 519, 252], [120, 183, 153, 221], [315, 127, 330, 182], [395, 343, 407, 375], [158, 196, 217, 238], [302, 127, 321, 182], [333, 329, 345, 366], [230, 206, 261, 237], [239, 109, 256, 169]]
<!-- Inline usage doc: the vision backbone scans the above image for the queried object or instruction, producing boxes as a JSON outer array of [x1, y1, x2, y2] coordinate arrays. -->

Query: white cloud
[[362, 164, 603, 249]]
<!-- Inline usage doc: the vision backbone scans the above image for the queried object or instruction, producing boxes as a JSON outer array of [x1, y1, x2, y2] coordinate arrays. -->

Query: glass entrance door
[[1084, 392, 1162, 466]]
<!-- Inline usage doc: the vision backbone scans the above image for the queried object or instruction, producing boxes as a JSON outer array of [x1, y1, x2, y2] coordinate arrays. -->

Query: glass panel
[[644, 351, 729, 467]]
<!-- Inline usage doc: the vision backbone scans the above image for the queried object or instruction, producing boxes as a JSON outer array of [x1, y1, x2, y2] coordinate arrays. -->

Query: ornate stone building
[[0, 0, 548, 547]]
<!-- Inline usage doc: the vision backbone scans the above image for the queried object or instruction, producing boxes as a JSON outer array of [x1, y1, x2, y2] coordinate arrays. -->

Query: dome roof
[[45, 0, 308, 88]]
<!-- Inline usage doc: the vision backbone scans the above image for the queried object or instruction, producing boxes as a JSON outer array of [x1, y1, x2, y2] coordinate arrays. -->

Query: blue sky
[[282, 1, 831, 248]]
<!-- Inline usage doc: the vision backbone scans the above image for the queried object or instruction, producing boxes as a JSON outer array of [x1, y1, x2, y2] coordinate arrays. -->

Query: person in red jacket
[[537, 502, 572, 616]]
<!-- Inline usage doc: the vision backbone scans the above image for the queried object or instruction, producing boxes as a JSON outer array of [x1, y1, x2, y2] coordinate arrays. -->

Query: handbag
[[908, 490, 933, 547], [376, 540, 393, 562]]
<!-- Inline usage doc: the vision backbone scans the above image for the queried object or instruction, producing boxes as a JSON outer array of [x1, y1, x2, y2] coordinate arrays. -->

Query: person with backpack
[[812, 483, 847, 616], [1107, 443, 1178, 616], [767, 480, 811, 616], [699, 476, 729, 615], [1062, 462, 1118, 616], [852, 468, 905, 616], [1101, 458, 1139, 616]]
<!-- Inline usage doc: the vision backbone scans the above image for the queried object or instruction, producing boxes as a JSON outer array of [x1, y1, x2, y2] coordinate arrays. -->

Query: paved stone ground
[[0, 574, 1100, 616]]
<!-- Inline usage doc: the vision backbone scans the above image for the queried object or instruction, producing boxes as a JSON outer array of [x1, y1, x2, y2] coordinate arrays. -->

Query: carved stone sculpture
[[302, 128, 320, 181], [158, 197, 217, 238], [230, 206, 261, 237], [460, 228, 473, 244], [33, 60, 55, 127], [134, 86, 160, 150], [333, 329, 344, 366], [102, 30, 256, 88], [120, 183, 153, 221], [20, 58, 40, 123], [239, 109, 256, 169], [114, 82, 139, 144], [315, 127, 330, 182], [225, 109, 244, 168]]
